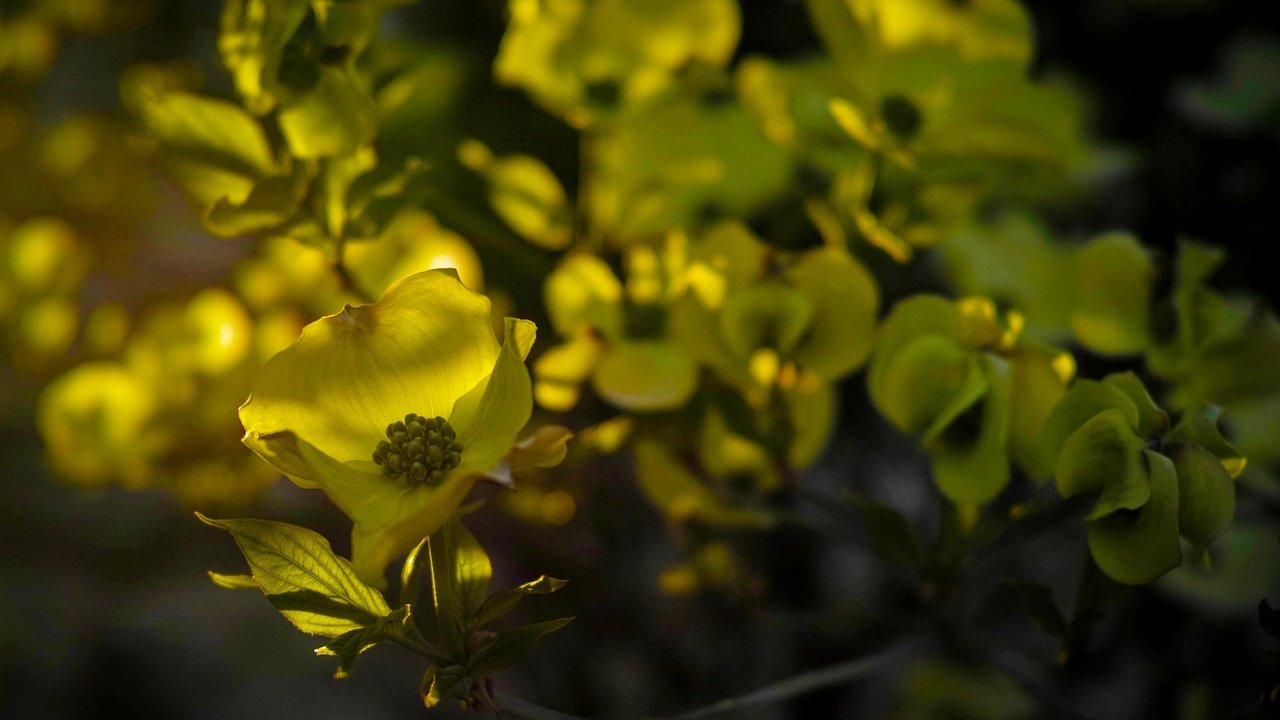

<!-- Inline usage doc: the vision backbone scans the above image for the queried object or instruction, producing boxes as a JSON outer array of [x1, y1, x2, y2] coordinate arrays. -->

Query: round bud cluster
[[373, 414, 463, 486]]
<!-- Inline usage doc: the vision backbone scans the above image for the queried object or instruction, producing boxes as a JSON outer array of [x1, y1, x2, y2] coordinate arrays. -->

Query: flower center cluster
[[373, 414, 463, 485]]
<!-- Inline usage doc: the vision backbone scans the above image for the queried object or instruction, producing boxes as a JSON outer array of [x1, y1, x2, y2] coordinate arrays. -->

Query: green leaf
[[139, 91, 276, 205], [198, 514, 391, 637], [928, 354, 1011, 506], [1102, 371, 1169, 439], [421, 664, 472, 709], [718, 281, 813, 359], [204, 175, 301, 237], [784, 247, 880, 380], [314, 605, 412, 679], [315, 627, 380, 679], [466, 617, 574, 678], [1165, 403, 1247, 479], [1054, 408, 1151, 521], [208, 572, 258, 590], [473, 576, 569, 629], [873, 333, 985, 437], [265, 589, 383, 627], [277, 67, 377, 158], [1087, 450, 1183, 585], [1037, 379, 1140, 477], [1008, 580, 1068, 636], [1168, 442, 1236, 555], [632, 440, 775, 528], [1069, 232, 1153, 355], [458, 140, 573, 250], [1007, 345, 1072, 478], [218, 0, 309, 113], [407, 517, 493, 658], [847, 493, 927, 571]]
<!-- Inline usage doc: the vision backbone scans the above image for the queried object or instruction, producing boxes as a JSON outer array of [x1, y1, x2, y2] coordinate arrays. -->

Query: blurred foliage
[[3, 0, 1280, 717]]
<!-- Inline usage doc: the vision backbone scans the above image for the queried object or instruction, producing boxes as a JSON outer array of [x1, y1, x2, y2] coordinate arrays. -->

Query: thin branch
[[663, 637, 924, 720], [494, 637, 925, 720]]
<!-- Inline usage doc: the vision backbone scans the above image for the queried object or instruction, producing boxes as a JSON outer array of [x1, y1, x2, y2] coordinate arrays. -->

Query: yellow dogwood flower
[[240, 269, 568, 587]]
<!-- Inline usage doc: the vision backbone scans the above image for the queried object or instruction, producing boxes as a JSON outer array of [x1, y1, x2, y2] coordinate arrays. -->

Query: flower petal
[[451, 318, 537, 476], [240, 269, 501, 464]]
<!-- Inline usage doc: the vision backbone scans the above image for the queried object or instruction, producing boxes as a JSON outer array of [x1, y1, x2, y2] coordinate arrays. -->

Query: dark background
[[3, 1, 1279, 718]]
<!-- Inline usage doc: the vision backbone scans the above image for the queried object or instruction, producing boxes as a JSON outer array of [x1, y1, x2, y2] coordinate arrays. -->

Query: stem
[[663, 638, 923, 720], [494, 637, 924, 720], [383, 627, 446, 665]]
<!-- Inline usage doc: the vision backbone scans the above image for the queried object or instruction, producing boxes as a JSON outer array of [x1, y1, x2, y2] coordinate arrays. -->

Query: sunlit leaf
[[139, 91, 276, 206], [278, 67, 377, 158], [198, 514, 391, 637]]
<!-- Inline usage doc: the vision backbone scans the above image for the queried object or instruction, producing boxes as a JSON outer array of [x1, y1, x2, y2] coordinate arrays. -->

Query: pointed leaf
[[847, 493, 927, 571], [466, 617, 574, 678], [314, 627, 380, 679], [1008, 580, 1068, 636], [198, 514, 391, 637], [208, 572, 259, 590], [473, 576, 569, 629]]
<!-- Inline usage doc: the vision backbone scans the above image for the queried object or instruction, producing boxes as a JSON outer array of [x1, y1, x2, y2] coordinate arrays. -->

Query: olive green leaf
[[1037, 379, 1140, 477], [928, 354, 1011, 506], [1054, 408, 1151, 520], [314, 605, 412, 679], [1008, 580, 1068, 636], [466, 617, 575, 678], [473, 576, 570, 629], [1102, 372, 1169, 438], [1069, 232, 1153, 356], [847, 492, 927, 572], [1165, 403, 1247, 478], [1167, 442, 1236, 556], [1087, 450, 1182, 585]]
